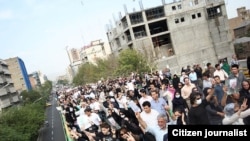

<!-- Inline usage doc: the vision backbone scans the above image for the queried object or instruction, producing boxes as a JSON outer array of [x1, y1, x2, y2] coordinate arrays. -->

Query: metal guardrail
[[59, 109, 75, 141]]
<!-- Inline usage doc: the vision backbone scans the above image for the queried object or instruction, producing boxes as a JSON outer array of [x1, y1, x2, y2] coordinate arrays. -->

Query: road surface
[[37, 93, 66, 141]]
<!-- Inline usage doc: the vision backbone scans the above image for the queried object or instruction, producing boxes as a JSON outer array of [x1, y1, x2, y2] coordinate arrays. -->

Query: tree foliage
[[20, 90, 41, 104], [115, 49, 150, 76], [72, 48, 151, 85], [0, 104, 45, 141], [57, 79, 68, 85], [0, 80, 52, 141], [73, 63, 98, 85]]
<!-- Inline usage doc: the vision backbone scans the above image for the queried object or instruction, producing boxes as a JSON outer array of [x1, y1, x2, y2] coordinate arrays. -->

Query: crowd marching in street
[[55, 55, 250, 141]]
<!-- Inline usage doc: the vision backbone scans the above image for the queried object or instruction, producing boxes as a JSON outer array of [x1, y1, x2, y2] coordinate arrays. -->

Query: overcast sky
[[0, 0, 249, 81]]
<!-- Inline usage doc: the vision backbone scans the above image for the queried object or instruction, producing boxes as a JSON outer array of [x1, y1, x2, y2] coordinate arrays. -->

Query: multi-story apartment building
[[69, 48, 81, 63], [4, 57, 32, 92], [29, 74, 37, 89], [38, 71, 48, 85], [65, 40, 112, 82], [29, 71, 46, 89], [0, 59, 20, 111], [106, 0, 234, 74], [80, 39, 112, 64]]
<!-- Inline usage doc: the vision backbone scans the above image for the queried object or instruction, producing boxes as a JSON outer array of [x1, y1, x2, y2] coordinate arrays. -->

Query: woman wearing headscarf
[[239, 80, 250, 124], [172, 74, 180, 90], [172, 91, 189, 113]]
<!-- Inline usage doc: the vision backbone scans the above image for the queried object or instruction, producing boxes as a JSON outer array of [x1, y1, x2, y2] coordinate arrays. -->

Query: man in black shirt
[[188, 88, 215, 125], [84, 122, 117, 141]]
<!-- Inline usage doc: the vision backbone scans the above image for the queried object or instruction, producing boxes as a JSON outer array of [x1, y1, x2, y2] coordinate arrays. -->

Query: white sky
[[0, 0, 249, 81]]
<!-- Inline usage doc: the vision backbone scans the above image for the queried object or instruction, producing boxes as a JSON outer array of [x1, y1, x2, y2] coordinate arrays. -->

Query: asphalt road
[[37, 94, 66, 141]]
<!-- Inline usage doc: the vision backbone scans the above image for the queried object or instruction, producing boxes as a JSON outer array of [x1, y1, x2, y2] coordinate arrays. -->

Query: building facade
[[106, 0, 234, 74], [233, 20, 250, 60], [4, 57, 32, 92], [80, 39, 112, 64], [0, 59, 20, 111], [65, 40, 112, 82], [29, 71, 45, 89], [229, 6, 250, 39]]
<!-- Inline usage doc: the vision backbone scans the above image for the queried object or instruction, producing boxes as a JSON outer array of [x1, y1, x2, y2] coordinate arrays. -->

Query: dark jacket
[[247, 56, 250, 70]]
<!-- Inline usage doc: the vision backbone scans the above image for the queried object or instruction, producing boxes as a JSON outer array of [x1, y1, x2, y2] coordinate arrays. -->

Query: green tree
[[20, 90, 41, 104], [73, 62, 99, 85], [73, 55, 119, 85], [95, 55, 119, 79], [57, 79, 68, 85], [115, 49, 150, 76], [0, 104, 45, 141], [0, 80, 52, 141], [72, 48, 152, 86]]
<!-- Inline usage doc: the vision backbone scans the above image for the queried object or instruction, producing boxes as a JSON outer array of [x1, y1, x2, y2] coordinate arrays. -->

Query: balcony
[[9, 87, 16, 93], [134, 31, 147, 39], [12, 95, 20, 103], [4, 70, 11, 75], [1, 98, 11, 108], [0, 77, 4, 84], [146, 6, 165, 21], [0, 88, 8, 96]]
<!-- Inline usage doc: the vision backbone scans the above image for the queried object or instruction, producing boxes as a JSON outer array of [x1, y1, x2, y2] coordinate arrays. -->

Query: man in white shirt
[[213, 64, 228, 84], [83, 108, 102, 133], [139, 89, 153, 107], [140, 101, 159, 127], [89, 98, 101, 112], [115, 92, 127, 109], [136, 112, 176, 141]]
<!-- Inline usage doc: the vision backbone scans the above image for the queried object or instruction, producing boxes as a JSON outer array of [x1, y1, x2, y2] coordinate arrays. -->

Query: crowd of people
[[55, 55, 250, 141]]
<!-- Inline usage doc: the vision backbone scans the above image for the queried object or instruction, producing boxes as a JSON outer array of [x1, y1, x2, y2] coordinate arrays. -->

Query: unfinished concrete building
[[106, 0, 234, 74]]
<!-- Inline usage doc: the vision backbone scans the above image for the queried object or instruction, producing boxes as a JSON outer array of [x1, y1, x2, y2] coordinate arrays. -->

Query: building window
[[207, 6, 222, 19], [172, 6, 176, 10], [197, 13, 201, 18], [177, 4, 182, 9], [189, 1, 193, 6], [192, 14, 196, 19], [129, 12, 143, 25], [180, 17, 185, 22], [194, 0, 199, 5], [175, 18, 179, 23], [146, 6, 165, 21]]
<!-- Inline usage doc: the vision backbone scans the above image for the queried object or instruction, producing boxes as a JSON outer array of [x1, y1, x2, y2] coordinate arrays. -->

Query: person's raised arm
[[135, 112, 147, 130], [205, 88, 214, 102], [221, 86, 228, 107]]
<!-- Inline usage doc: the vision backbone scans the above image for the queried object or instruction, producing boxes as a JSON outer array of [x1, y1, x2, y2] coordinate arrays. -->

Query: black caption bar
[[168, 125, 250, 140]]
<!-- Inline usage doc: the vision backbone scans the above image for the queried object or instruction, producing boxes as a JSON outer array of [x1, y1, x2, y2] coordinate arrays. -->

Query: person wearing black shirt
[[239, 80, 250, 124], [188, 88, 215, 125], [90, 122, 117, 141]]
